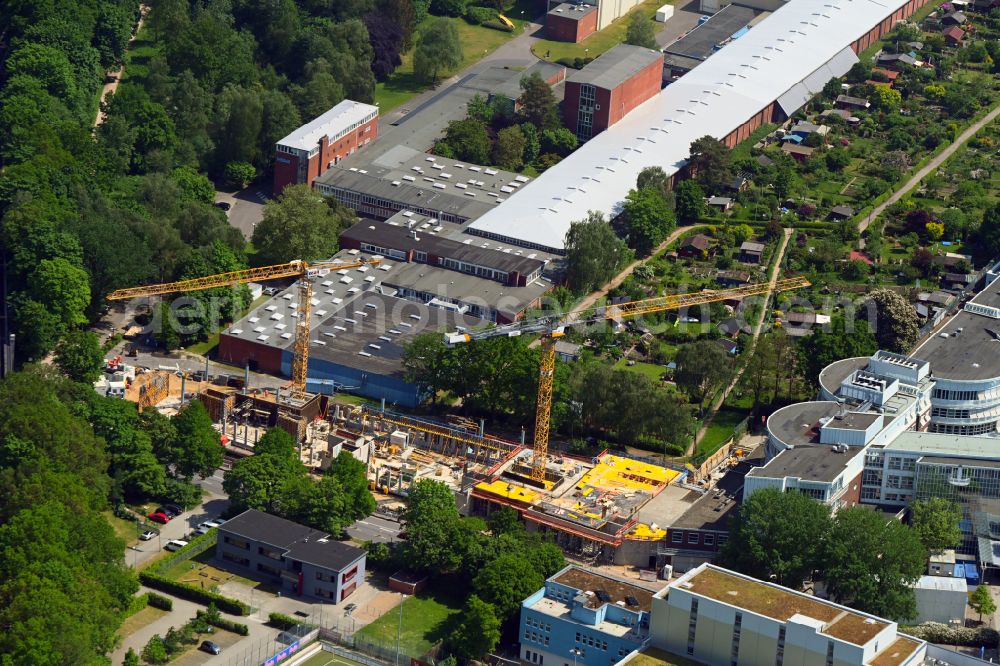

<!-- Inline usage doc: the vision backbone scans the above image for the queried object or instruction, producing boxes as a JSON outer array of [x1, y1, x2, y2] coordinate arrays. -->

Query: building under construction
[[331, 404, 691, 566]]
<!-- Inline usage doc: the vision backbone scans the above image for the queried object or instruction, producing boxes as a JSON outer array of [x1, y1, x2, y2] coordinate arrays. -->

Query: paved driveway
[[215, 188, 267, 240], [657, 0, 707, 49]]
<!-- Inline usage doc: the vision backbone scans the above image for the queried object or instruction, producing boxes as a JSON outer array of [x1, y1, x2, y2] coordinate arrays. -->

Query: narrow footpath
[[858, 102, 1000, 235], [685, 227, 793, 456], [94, 5, 149, 129]]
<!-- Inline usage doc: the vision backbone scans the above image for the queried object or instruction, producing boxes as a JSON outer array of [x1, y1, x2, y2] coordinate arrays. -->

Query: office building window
[[775, 626, 786, 666], [672, 531, 683, 543], [825, 641, 834, 666], [686, 598, 699, 655], [731, 612, 742, 666]]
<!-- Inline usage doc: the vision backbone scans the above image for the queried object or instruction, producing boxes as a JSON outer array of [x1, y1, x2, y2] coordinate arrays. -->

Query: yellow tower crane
[[445, 276, 811, 482], [107, 258, 381, 396]]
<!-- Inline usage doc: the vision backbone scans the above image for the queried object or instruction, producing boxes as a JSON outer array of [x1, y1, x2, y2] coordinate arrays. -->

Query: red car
[[148, 511, 170, 524]]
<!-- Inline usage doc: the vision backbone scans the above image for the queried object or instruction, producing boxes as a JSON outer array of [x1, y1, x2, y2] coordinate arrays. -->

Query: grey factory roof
[[222, 251, 476, 377], [747, 444, 860, 482], [824, 412, 880, 431], [669, 448, 763, 532], [662, 4, 759, 67], [341, 217, 547, 275], [912, 277, 1000, 381], [567, 44, 663, 90], [767, 401, 841, 447], [384, 262, 552, 319], [315, 144, 528, 222], [548, 2, 597, 22], [492, 61, 566, 102]]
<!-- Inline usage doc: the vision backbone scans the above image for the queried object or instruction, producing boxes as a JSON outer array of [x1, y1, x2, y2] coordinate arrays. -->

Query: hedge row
[[464, 5, 496, 24], [147, 592, 173, 611], [126, 592, 150, 617], [138, 571, 251, 616], [268, 612, 299, 630], [196, 609, 249, 636], [902, 622, 999, 647], [149, 529, 217, 576]]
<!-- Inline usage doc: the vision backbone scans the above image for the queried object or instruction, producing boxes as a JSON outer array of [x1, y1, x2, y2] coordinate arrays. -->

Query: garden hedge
[[147, 592, 173, 611], [138, 572, 251, 616], [268, 612, 299, 630], [196, 609, 250, 636]]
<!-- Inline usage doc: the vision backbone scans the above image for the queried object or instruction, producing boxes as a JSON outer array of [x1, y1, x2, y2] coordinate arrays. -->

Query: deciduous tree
[[719, 487, 831, 588], [443, 118, 491, 164], [252, 184, 353, 264], [823, 506, 925, 620], [798, 317, 877, 386], [170, 401, 223, 481], [564, 211, 633, 294], [674, 180, 705, 223], [911, 498, 962, 552], [447, 596, 501, 659], [675, 340, 729, 409], [969, 584, 996, 622], [624, 11, 656, 48], [868, 289, 921, 354], [518, 72, 562, 131], [622, 187, 675, 255], [493, 125, 526, 170], [473, 553, 544, 619], [413, 19, 461, 82], [55, 330, 105, 384], [688, 135, 733, 194]]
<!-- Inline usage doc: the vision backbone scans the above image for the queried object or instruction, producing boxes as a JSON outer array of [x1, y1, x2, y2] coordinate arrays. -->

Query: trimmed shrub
[[483, 18, 513, 31], [196, 609, 250, 636], [465, 6, 496, 24], [126, 592, 150, 617], [147, 592, 173, 611], [268, 612, 299, 630], [138, 571, 251, 615]]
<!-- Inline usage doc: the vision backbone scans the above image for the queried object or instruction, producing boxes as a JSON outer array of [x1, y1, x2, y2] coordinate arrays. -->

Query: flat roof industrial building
[[661, 4, 762, 78], [465, 0, 928, 253]]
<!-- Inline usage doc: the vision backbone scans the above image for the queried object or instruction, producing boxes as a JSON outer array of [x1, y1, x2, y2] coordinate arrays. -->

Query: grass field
[[531, 0, 666, 63], [119, 605, 169, 638], [614, 358, 667, 383], [104, 510, 141, 545], [692, 408, 748, 462], [296, 649, 371, 666], [354, 591, 462, 657], [375, 18, 520, 112]]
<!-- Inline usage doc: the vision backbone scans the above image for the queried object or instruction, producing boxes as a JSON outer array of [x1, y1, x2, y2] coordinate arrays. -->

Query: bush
[[126, 592, 150, 617], [464, 5, 496, 24], [268, 612, 299, 630], [147, 592, 173, 611], [482, 18, 513, 31], [903, 622, 999, 647], [196, 609, 250, 635], [138, 571, 251, 615]]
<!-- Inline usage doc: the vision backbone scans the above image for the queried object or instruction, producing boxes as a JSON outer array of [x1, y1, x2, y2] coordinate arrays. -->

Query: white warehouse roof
[[465, 0, 904, 253], [277, 100, 379, 152]]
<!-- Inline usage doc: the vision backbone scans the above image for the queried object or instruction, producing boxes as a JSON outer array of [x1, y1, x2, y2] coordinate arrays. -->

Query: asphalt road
[[346, 515, 401, 544]]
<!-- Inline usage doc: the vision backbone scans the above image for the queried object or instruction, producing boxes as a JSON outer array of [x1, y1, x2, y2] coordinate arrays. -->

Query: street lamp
[[570, 647, 583, 666]]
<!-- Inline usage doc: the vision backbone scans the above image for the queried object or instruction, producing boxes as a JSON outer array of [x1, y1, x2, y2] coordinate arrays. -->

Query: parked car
[[164, 503, 183, 514], [164, 540, 188, 552], [148, 512, 170, 524], [139, 530, 157, 541], [156, 506, 180, 518], [214, 201, 231, 212], [205, 519, 226, 528], [199, 640, 222, 655]]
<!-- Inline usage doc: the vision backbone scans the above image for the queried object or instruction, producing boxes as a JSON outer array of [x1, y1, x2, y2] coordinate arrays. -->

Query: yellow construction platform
[[627, 523, 667, 541], [576, 455, 680, 493], [476, 480, 540, 503]]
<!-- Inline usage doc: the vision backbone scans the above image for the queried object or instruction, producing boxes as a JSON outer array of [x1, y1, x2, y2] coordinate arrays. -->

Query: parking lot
[[214, 187, 267, 240]]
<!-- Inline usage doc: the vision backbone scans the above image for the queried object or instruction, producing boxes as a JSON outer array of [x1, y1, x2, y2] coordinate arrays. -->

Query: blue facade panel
[[280, 350, 423, 408]]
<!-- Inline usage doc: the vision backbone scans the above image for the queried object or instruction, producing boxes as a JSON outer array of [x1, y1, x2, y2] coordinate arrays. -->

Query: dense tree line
[[401, 333, 693, 451], [0, 368, 142, 663], [223, 428, 375, 537]]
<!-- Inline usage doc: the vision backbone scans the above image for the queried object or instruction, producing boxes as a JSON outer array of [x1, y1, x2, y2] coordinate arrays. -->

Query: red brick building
[[545, 2, 597, 42], [272, 100, 379, 195], [562, 44, 664, 141]]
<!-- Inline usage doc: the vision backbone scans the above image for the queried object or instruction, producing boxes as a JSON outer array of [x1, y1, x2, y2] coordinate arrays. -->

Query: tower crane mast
[[107, 258, 381, 397], [446, 276, 811, 482]]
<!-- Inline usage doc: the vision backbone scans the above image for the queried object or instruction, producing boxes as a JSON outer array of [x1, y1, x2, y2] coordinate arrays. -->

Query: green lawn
[[531, 0, 667, 63], [375, 19, 521, 112], [354, 590, 462, 657], [614, 358, 667, 382], [104, 510, 141, 545], [693, 408, 749, 462]]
